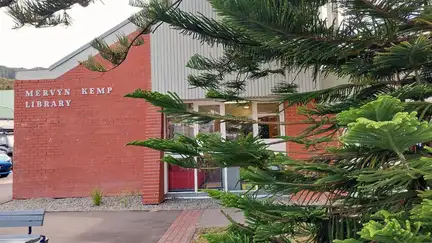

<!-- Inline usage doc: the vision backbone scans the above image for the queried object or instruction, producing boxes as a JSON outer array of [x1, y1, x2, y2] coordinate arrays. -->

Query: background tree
[[0, 0, 96, 28], [0, 78, 13, 90]]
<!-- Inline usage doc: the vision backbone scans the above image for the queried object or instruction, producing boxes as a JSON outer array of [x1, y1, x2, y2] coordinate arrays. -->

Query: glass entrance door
[[197, 105, 223, 190], [166, 104, 195, 192], [225, 103, 253, 140], [224, 103, 253, 190]]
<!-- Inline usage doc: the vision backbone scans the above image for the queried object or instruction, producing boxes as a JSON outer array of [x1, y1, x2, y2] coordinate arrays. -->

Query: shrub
[[91, 188, 103, 206]]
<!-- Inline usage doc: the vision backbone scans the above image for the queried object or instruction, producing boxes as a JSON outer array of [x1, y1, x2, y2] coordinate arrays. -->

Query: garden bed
[[191, 227, 227, 243], [0, 197, 222, 212]]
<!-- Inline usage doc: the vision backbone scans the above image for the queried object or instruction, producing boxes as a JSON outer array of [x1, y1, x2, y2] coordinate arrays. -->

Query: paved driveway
[[0, 173, 12, 204], [0, 211, 181, 243]]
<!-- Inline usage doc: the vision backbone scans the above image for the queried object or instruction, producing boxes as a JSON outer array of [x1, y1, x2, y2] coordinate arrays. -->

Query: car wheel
[[0, 174, 9, 178]]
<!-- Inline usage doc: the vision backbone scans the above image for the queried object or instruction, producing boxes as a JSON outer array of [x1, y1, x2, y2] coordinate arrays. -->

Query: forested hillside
[[0, 66, 15, 79], [0, 78, 13, 90], [0, 65, 43, 90]]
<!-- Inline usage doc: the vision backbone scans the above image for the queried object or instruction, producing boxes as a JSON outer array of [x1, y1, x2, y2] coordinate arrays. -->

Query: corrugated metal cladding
[[150, 0, 322, 100]]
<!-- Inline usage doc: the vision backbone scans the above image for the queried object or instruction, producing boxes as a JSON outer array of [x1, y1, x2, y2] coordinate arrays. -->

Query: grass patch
[[91, 188, 104, 206], [190, 227, 310, 242], [191, 227, 226, 243]]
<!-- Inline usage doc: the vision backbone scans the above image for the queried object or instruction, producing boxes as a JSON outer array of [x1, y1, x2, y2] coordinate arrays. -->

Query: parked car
[[0, 153, 12, 178]]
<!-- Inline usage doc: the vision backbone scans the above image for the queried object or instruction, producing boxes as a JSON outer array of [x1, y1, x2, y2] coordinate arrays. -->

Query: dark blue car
[[0, 153, 12, 178]]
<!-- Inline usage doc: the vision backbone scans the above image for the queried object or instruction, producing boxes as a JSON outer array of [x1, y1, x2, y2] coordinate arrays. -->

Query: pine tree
[[0, 0, 96, 28], [80, 0, 432, 242], [5, 0, 432, 241], [1, 0, 95, 28]]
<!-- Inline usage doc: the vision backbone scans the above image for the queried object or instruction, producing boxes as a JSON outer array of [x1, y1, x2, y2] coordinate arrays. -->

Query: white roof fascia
[[16, 19, 137, 81]]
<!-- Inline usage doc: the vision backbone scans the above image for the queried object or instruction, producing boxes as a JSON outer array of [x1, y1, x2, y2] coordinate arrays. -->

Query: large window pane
[[166, 104, 195, 192], [166, 104, 194, 139], [257, 103, 281, 139], [225, 103, 253, 140], [197, 157, 223, 190], [224, 103, 252, 191], [198, 105, 221, 134]]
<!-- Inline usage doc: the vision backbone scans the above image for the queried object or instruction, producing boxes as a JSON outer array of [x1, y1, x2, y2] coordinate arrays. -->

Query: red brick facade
[[13, 32, 335, 204], [285, 103, 340, 204], [284, 105, 311, 160], [14, 35, 165, 204], [285, 104, 339, 159]]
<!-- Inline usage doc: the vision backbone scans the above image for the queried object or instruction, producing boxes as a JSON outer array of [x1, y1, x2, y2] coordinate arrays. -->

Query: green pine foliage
[[126, 95, 432, 242], [1, 0, 97, 28], [83, 0, 432, 120], [336, 193, 432, 243]]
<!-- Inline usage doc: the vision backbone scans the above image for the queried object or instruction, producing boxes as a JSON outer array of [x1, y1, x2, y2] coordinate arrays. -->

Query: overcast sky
[[0, 0, 138, 68]]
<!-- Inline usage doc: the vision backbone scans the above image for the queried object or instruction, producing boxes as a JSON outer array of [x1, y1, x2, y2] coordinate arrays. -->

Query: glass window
[[0, 154, 9, 161], [0, 136, 6, 146], [225, 103, 253, 140], [197, 157, 223, 190], [198, 105, 221, 134], [166, 104, 194, 139], [6, 135, 13, 148], [257, 103, 281, 139]]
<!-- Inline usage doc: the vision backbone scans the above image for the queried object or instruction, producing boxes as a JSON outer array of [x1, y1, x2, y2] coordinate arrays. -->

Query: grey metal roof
[[15, 19, 136, 80], [48, 19, 132, 71]]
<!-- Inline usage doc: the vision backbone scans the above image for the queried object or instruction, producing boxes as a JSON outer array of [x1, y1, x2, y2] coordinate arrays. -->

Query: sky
[[0, 0, 138, 68]]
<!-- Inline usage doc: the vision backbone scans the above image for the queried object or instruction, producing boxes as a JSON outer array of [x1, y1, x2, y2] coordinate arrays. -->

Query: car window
[[0, 136, 6, 146], [6, 135, 13, 147], [0, 154, 9, 161]]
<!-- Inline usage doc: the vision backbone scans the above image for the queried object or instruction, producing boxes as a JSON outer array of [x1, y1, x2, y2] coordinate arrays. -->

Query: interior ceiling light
[[224, 101, 248, 104]]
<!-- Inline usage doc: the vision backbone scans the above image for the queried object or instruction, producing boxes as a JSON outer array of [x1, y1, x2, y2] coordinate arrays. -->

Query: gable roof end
[[16, 19, 137, 81]]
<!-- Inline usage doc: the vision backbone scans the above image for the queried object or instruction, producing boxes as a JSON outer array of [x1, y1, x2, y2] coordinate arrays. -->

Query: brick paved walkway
[[157, 210, 203, 243]]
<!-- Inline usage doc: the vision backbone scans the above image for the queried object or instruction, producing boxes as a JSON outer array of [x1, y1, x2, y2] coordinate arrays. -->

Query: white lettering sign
[[81, 87, 113, 95], [24, 87, 112, 108], [25, 90, 33, 97]]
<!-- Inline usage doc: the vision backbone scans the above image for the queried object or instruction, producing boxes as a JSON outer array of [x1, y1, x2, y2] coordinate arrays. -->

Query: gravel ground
[[0, 196, 222, 212]]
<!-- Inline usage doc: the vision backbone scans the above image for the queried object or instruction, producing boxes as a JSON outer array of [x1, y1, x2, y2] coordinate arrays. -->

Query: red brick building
[[14, 1, 342, 204]]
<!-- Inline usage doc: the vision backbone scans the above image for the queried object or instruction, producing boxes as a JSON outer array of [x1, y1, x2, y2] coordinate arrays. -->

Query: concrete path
[[0, 199, 244, 243], [0, 211, 181, 243], [198, 208, 245, 228], [157, 208, 245, 243], [157, 210, 203, 243]]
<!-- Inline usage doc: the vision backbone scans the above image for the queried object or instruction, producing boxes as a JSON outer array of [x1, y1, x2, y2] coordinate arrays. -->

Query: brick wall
[[284, 103, 339, 204], [13, 35, 165, 204], [284, 105, 312, 160], [284, 103, 339, 159]]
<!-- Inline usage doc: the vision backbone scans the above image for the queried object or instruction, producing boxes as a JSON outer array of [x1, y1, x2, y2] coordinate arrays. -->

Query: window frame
[[163, 100, 286, 194]]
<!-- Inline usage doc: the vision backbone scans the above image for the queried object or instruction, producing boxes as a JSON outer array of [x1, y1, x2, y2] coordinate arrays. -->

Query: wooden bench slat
[[0, 220, 44, 227], [0, 210, 44, 216], [0, 234, 41, 242], [0, 210, 45, 228], [0, 215, 44, 221], [0, 210, 47, 241]]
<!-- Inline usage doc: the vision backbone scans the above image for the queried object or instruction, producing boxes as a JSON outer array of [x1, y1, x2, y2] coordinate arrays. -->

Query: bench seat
[[0, 234, 42, 243], [0, 210, 47, 243]]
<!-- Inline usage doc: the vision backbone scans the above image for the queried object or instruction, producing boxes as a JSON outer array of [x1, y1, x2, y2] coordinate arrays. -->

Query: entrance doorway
[[166, 101, 285, 193], [197, 105, 223, 190]]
